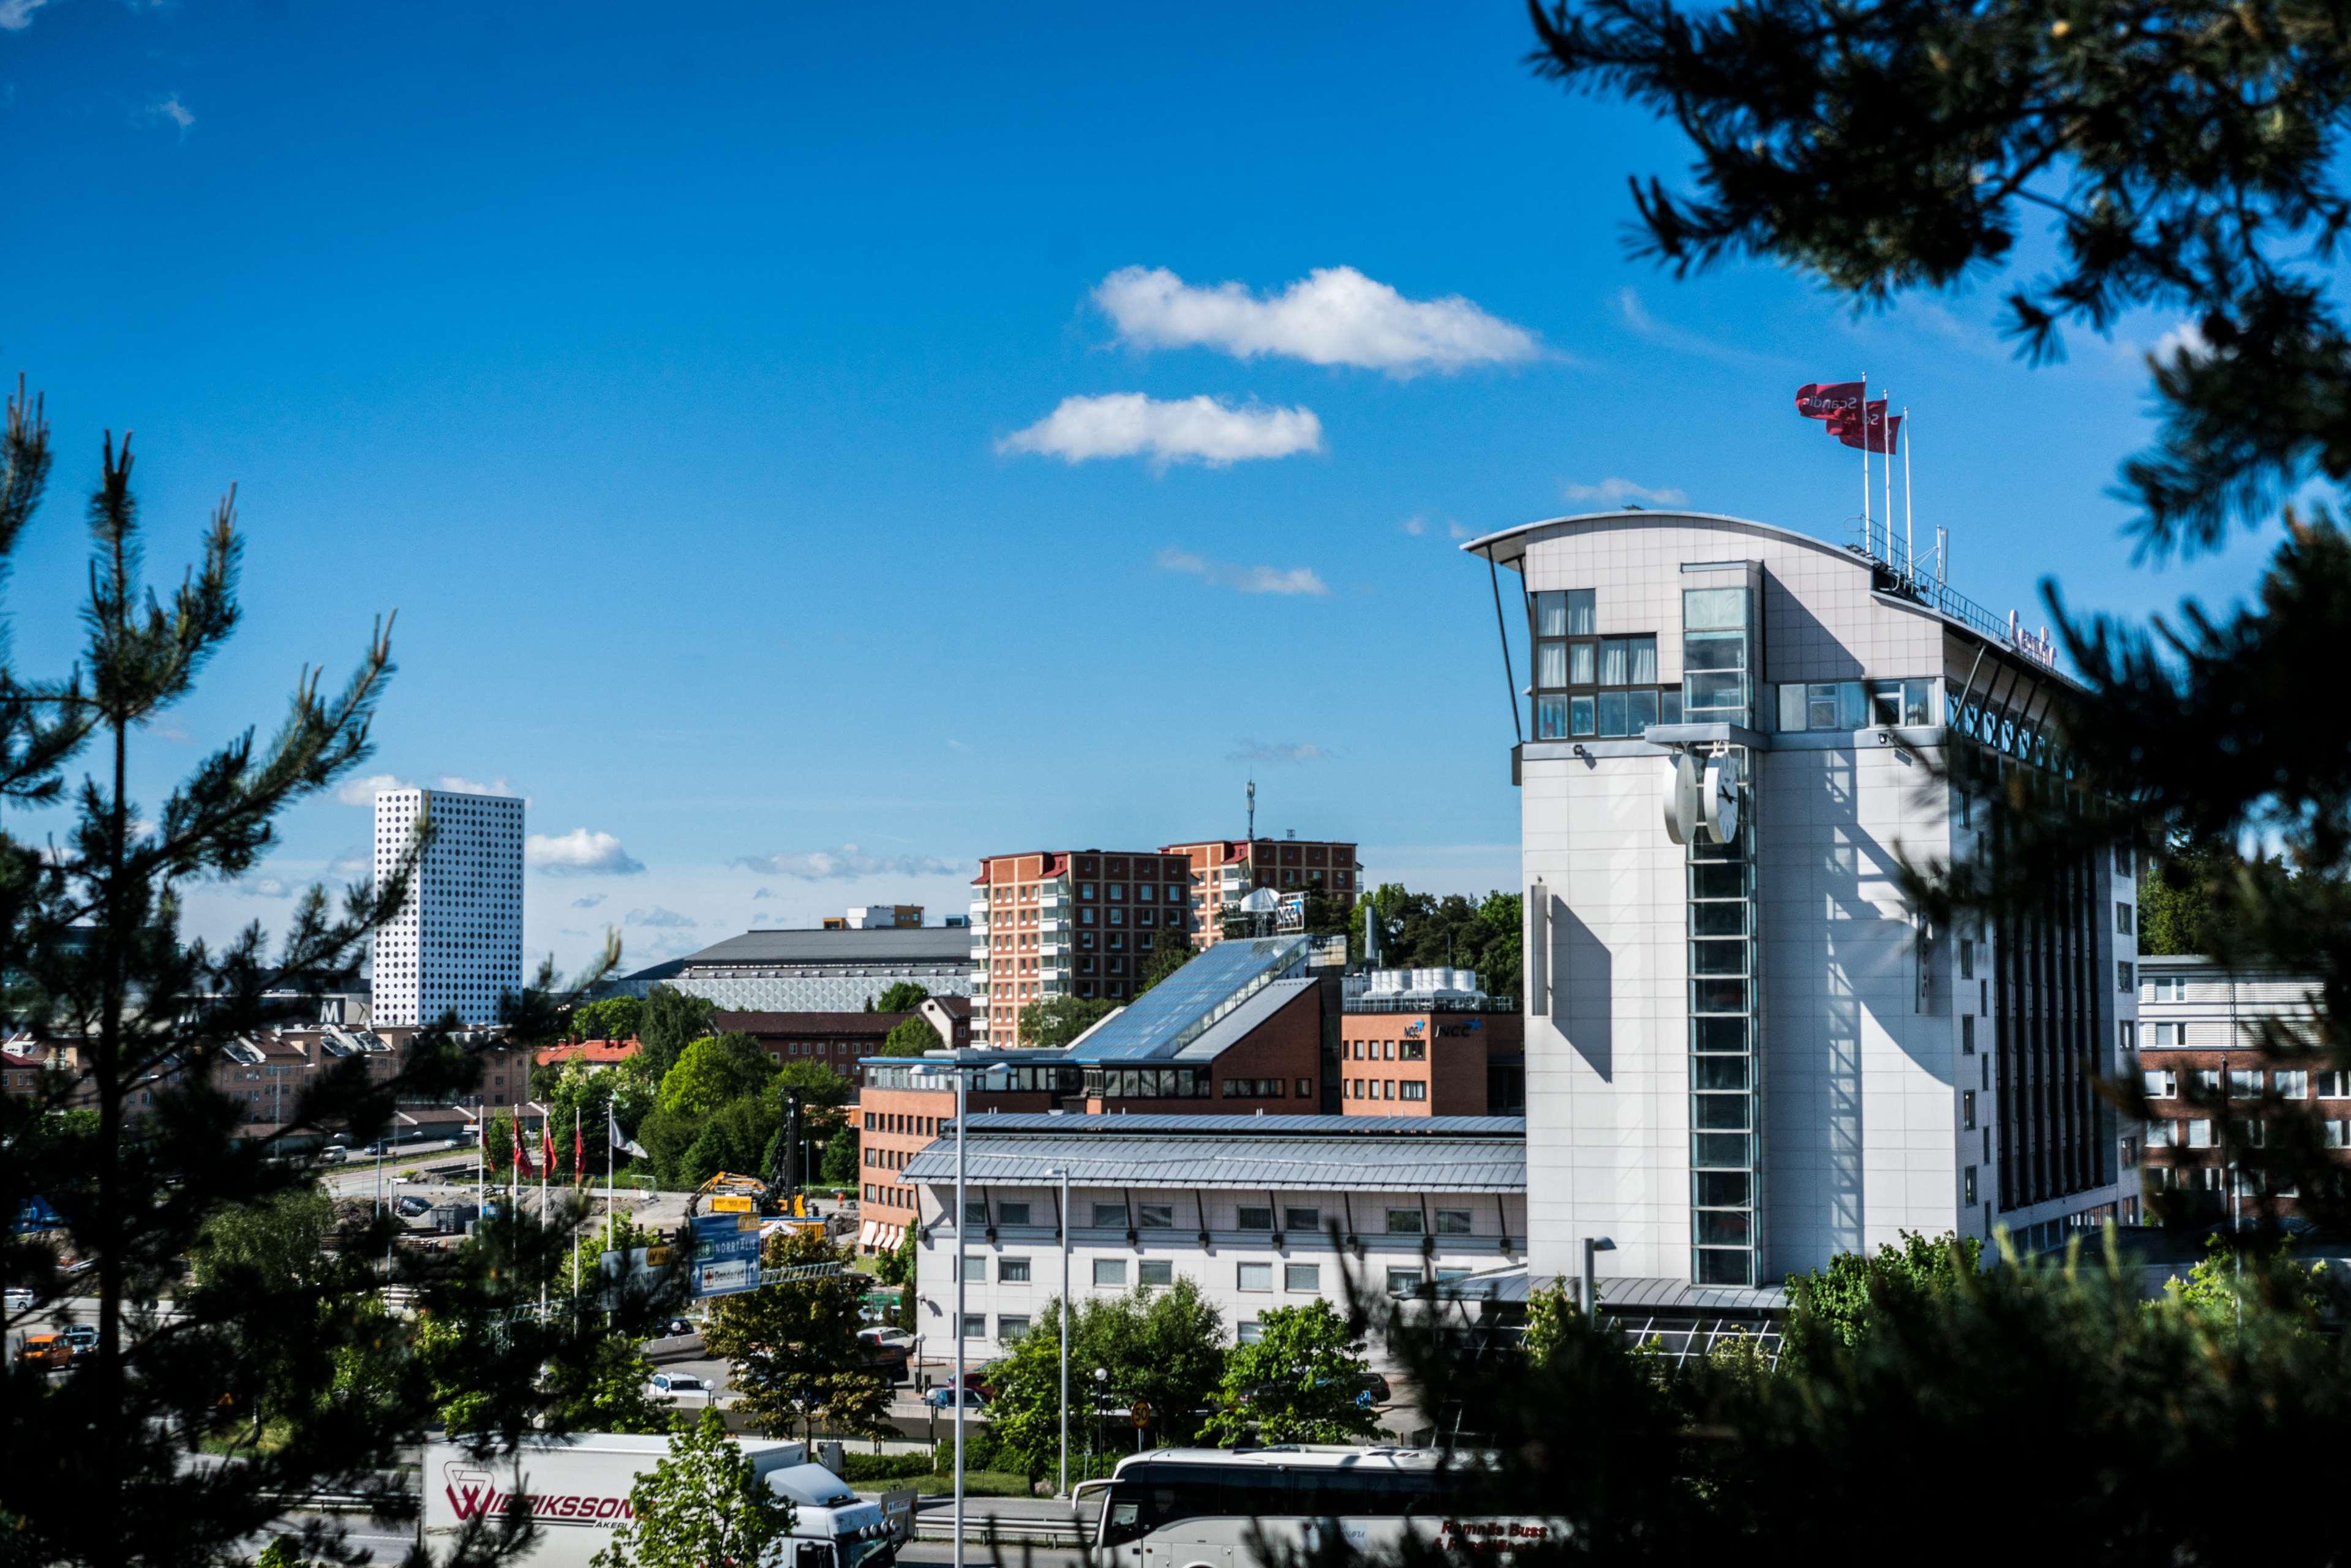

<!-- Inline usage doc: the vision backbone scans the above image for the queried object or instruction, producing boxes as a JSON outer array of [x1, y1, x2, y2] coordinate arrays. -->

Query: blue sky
[[2, 0, 2280, 978]]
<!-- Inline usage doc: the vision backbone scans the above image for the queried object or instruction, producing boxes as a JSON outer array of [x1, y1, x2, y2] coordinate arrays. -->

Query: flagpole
[[1903, 406, 1915, 586], [1881, 388, 1894, 572], [1860, 369, 1871, 550]]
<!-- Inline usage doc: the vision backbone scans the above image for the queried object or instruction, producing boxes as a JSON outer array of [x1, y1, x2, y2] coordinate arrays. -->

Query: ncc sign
[[692, 1212, 763, 1299]]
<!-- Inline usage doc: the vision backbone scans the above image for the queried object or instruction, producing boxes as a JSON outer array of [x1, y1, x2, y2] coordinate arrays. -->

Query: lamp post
[[1050, 1165, 1070, 1499], [1581, 1236, 1616, 1318], [952, 1065, 968, 1568]]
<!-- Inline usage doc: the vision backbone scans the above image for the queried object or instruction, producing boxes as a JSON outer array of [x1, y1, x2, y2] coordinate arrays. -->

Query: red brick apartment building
[[1162, 836, 1361, 946], [969, 848, 1197, 1046]]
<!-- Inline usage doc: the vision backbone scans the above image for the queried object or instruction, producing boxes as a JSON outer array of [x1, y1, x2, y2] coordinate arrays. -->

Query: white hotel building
[[1465, 508, 2138, 1292], [371, 786, 524, 1027]]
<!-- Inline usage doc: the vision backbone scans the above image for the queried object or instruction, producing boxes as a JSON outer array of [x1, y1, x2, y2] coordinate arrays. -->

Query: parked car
[[395, 1196, 432, 1217], [3, 1288, 38, 1313], [662, 1317, 696, 1338], [317, 1147, 347, 1166], [857, 1327, 914, 1352], [647, 1372, 706, 1397], [16, 1334, 70, 1369], [923, 1386, 986, 1411], [62, 1325, 97, 1360]]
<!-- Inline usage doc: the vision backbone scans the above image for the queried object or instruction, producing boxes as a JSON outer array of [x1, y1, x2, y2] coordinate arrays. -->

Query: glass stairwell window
[[1682, 586, 1753, 727], [1530, 590, 1672, 739]]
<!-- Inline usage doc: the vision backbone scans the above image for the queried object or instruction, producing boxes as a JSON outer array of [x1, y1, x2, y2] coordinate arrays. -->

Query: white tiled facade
[[372, 787, 524, 1027], [1493, 511, 2134, 1289]]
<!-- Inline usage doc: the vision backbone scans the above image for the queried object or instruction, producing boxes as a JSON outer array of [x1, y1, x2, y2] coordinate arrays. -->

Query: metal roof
[[1423, 1267, 1788, 1313], [1064, 936, 1310, 1062], [1172, 977, 1317, 1060], [901, 1114, 1525, 1192], [677, 928, 971, 968]]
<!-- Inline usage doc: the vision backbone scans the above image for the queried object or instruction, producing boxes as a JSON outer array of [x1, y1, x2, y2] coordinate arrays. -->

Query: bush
[[837, 1452, 933, 1484]]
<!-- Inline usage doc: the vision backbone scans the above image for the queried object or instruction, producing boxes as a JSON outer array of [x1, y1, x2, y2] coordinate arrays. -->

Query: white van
[[422, 1433, 893, 1568]]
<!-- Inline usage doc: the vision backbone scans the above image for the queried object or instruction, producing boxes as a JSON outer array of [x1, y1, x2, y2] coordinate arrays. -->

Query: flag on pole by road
[[510, 1111, 524, 1172], [608, 1102, 648, 1161], [1795, 380, 1865, 421], [541, 1120, 555, 1179], [1830, 399, 1901, 454], [574, 1105, 585, 1186]]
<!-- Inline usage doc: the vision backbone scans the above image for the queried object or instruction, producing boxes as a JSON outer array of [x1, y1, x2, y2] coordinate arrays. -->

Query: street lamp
[[1050, 1164, 1070, 1500], [1581, 1236, 1616, 1318]]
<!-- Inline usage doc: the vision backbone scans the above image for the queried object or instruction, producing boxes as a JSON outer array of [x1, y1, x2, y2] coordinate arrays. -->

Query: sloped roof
[[679, 929, 971, 967], [903, 1114, 1524, 1192]]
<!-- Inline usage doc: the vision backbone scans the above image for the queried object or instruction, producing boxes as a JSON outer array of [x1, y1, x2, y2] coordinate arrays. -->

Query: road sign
[[691, 1213, 763, 1299], [1130, 1399, 1153, 1428]]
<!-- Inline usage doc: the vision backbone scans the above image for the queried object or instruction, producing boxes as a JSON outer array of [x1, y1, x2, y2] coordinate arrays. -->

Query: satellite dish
[[1238, 888, 1282, 914], [1702, 757, 1740, 844], [1661, 751, 1702, 846]]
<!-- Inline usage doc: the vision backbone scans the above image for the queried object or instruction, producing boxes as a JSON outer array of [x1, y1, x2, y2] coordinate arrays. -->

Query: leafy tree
[[657, 1032, 776, 1119], [638, 985, 717, 1082], [570, 994, 645, 1043], [545, 1330, 671, 1435], [1135, 930, 1195, 996], [874, 1223, 918, 1288], [879, 1016, 939, 1057], [702, 1227, 890, 1441], [187, 1185, 334, 1293], [1203, 1299, 1380, 1446], [820, 1123, 858, 1186], [1784, 1230, 1982, 1352], [986, 1280, 1228, 1483], [484, 1109, 516, 1174], [1345, 883, 1523, 995], [536, 1054, 653, 1180], [1018, 994, 1116, 1049], [1518, 1278, 1576, 1370], [873, 981, 930, 1014], [770, 1060, 852, 1111], [591, 1408, 797, 1568]]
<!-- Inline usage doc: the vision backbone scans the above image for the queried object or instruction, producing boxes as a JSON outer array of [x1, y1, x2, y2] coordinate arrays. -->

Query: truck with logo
[[422, 1432, 896, 1568]]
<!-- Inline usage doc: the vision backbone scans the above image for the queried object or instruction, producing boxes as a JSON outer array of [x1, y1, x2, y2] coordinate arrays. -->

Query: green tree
[[187, 1185, 334, 1293], [1785, 1231, 1983, 1352], [1135, 930, 1195, 996], [484, 1109, 516, 1174], [570, 994, 645, 1043], [658, 1032, 777, 1119], [1017, 994, 1116, 1049], [986, 1280, 1228, 1482], [546, 1330, 671, 1435], [879, 1016, 939, 1057], [873, 981, 930, 1014], [820, 1123, 858, 1187], [1204, 1299, 1380, 1446], [638, 985, 717, 1082], [702, 1228, 890, 1440], [874, 1223, 917, 1288], [592, 1408, 798, 1568]]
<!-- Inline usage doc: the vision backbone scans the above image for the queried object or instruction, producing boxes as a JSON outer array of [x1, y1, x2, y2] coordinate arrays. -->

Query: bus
[[1075, 1446, 1563, 1568]]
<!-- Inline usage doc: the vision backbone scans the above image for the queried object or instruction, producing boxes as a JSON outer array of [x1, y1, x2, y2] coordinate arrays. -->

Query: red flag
[[1830, 400, 1901, 454], [541, 1120, 555, 1177], [1795, 381, 1864, 421], [510, 1112, 523, 1172], [574, 1105, 585, 1186]]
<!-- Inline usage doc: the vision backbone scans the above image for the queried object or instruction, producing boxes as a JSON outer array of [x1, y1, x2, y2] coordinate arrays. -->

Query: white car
[[2, 1288, 36, 1313], [391, 1174, 416, 1185], [858, 1327, 914, 1352], [647, 1371, 707, 1398]]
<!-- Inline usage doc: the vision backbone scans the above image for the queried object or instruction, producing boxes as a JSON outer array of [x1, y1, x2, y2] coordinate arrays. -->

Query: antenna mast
[[1246, 778, 1256, 842]]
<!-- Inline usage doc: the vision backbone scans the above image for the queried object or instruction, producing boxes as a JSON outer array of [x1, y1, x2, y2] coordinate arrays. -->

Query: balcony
[[1040, 917, 1068, 935], [969, 943, 989, 962], [1040, 940, 1067, 960]]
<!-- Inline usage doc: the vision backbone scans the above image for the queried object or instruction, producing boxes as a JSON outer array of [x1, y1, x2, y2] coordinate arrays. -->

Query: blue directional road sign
[[691, 1212, 764, 1299]]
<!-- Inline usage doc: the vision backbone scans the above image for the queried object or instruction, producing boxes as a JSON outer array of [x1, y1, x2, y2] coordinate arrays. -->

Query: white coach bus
[[1075, 1446, 1563, 1568]]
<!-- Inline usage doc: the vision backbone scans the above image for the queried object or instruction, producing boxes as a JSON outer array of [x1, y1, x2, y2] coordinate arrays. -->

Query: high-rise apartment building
[[372, 787, 524, 1027], [969, 848, 1195, 1046], [1162, 836, 1361, 946], [1465, 507, 2134, 1293]]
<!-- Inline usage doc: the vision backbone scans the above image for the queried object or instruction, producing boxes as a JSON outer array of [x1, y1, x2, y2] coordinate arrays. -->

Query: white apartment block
[[1465, 509, 2135, 1292], [371, 786, 524, 1027]]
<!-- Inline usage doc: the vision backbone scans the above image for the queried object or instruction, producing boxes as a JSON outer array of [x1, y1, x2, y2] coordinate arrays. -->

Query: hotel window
[[1962, 1015, 1976, 1055], [2229, 1069, 2262, 1100], [1962, 1090, 1977, 1130], [1434, 1209, 1472, 1235], [999, 1256, 1032, 1282], [2194, 1068, 2221, 1095], [2116, 902, 2134, 936], [1778, 679, 1932, 732], [1385, 1209, 1423, 1235], [998, 1316, 1031, 1341], [1237, 1262, 1273, 1292], [1284, 1206, 1321, 1231], [1138, 1259, 1173, 1287], [2186, 1119, 2214, 1149], [1682, 585, 1752, 724], [962, 1315, 986, 1338], [1093, 1259, 1128, 1288], [1137, 1202, 1175, 1229], [1091, 1202, 1128, 1228], [960, 1253, 987, 1283], [999, 1201, 1031, 1226], [1236, 1206, 1274, 1231], [2118, 961, 2135, 992], [1284, 1263, 1321, 1292], [1385, 1267, 1423, 1295], [1963, 1166, 1978, 1205], [2146, 1119, 2176, 1147], [2144, 1070, 2176, 1100], [2276, 1070, 2309, 1100]]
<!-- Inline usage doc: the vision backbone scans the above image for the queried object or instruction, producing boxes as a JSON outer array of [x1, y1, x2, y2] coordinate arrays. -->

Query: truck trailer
[[421, 1433, 895, 1568]]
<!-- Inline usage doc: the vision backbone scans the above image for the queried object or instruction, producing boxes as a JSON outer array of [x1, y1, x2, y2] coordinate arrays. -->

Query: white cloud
[[2151, 320, 2210, 367], [571, 893, 607, 910], [1561, 478, 1689, 508], [1093, 264, 1541, 377], [233, 876, 294, 900], [1447, 522, 1472, 540], [0, 0, 51, 31], [336, 772, 412, 806], [1398, 516, 1427, 536], [1155, 547, 1329, 598], [145, 93, 194, 137], [624, 906, 697, 929], [438, 775, 519, 798], [732, 844, 966, 882], [527, 829, 645, 877], [1614, 288, 1770, 366], [998, 394, 1321, 468], [328, 848, 368, 877], [1227, 740, 1330, 764]]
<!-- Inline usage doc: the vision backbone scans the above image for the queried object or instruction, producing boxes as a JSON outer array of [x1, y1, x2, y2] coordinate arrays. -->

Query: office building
[[907, 1113, 1525, 1370], [1162, 836, 1363, 947], [2134, 954, 2331, 1220], [1340, 968, 1525, 1117], [1462, 506, 2135, 1296], [371, 787, 524, 1027], [970, 849, 1195, 1046]]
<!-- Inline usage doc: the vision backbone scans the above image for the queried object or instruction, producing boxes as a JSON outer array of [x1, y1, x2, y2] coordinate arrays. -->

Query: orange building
[[1161, 836, 1361, 947], [969, 848, 1197, 1046]]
